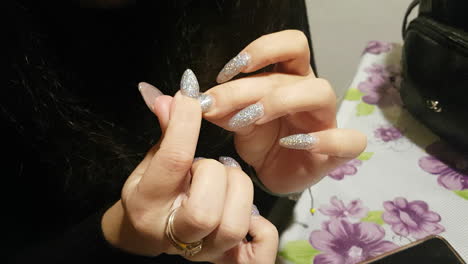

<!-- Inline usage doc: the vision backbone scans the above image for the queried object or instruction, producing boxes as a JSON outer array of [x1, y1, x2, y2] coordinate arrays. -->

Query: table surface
[[277, 42, 468, 264]]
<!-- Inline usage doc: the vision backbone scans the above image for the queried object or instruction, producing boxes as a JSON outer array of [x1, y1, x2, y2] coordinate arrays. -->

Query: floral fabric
[[278, 41, 468, 264]]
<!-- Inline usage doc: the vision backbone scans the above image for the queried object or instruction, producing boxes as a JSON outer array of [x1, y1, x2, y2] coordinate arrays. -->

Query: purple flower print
[[364, 64, 389, 77], [363, 41, 393, 55], [310, 219, 398, 264], [374, 126, 403, 142], [419, 141, 468, 190], [382, 197, 445, 239], [319, 196, 369, 219], [364, 64, 402, 89], [328, 159, 362, 180], [420, 157, 468, 190], [358, 75, 403, 107]]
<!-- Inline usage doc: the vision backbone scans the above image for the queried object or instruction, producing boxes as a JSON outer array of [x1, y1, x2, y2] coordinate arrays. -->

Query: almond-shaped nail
[[216, 52, 251, 83], [138, 82, 163, 111], [219, 156, 241, 168], [251, 204, 260, 216], [279, 134, 318, 150], [228, 103, 264, 129], [198, 93, 214, 113], [180, 69, 199, 98]]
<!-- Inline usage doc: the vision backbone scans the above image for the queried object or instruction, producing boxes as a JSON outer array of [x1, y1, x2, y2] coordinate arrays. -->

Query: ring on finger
[[165, 207, 204, 257]]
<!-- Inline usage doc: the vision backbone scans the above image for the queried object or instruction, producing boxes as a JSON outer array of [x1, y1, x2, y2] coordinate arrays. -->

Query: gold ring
[[165, 207, 203, 257]]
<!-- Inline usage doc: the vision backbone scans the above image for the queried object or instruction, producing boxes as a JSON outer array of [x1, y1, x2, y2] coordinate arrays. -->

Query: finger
[[203, 165, 254, 256], [279, 129, 367, 159], [254, 78, 337, 127], [139, 91, 202, 197], [153, 95, 173, 133], [139, 82, 173, 133], [238, 214, 279, 264], [216, 30, 312, 83], [133, 82, 173, 176], [204, 73, 303, 120], [173, 159, 228, 243], [138, 82, 163, 113], [130, 95, 174, 185]]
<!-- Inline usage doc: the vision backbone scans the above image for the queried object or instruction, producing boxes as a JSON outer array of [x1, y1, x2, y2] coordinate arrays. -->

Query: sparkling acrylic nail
[[216, 52, 251, 83], [279, 134, 318, 150], [180, 69, 199, 98], [138, 82, 163, 111], [228, 103, 264, 129], [198, 94, 214, 113], [251, 204, 260, 216], [219, 156, 241, 168]]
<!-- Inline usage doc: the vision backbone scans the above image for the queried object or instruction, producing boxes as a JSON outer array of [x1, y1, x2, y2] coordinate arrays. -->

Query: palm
[[235, 109, 335, 194]]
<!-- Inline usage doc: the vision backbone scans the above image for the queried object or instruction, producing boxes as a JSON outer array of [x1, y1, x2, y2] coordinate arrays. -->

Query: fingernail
[[198, 93, 214, 113], [216, 52, 251, 83], [219, 156, 241, 168], [279, 134, 318, 150], [180, 69, 199, 98], [228, 103, 264, 129], [251, 204, 260, 216], [193, 157, 206, 162], [138, 82, 163, 111]]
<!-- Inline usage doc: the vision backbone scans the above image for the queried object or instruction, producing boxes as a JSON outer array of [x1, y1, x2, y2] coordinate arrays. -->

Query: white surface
[[278, 43, 468, 263], [305, 0, 415, 100]]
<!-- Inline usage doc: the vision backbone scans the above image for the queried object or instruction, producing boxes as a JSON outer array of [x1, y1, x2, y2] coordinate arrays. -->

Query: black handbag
[[401, 0, 468, 152]]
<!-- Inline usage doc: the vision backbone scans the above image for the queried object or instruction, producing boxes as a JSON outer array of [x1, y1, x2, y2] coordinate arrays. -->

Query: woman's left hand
[[202, 30, 367, 194]]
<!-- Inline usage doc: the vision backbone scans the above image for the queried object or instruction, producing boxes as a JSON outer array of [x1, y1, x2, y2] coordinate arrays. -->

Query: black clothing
[[5, 1, 313, 263]]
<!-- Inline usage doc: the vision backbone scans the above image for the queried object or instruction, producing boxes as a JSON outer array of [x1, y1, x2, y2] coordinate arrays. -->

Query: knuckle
[[186, 207, 220, 232], [259, 221, 279, 242], [315, 78, 336, 103], [288, 30, 309, 54], [290, 30, 308, 44], [130, 211, 156, 237], [196, 158, 225, 172], [156, 148, 193, 172], [238, 172, 254, 193], [218, 224, 249, 243]]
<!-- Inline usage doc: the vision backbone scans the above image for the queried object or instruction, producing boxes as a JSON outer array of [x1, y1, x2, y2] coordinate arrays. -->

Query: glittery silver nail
[[251, 204, 260, 216], [219, 156, 241, 168], [228, 103, 264, 129], [198, 93, 214, 113], [216, 52, 251, 83], [279, 134, 318, 150], [180, 69, 199, 98]]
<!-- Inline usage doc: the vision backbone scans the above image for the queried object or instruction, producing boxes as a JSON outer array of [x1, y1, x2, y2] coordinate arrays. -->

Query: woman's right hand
[[101, 76, 278, 264]]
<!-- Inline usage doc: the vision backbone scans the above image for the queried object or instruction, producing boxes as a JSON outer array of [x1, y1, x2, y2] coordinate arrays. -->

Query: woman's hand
[[102, 78, 278, 264], [201, 30, 367, 194]]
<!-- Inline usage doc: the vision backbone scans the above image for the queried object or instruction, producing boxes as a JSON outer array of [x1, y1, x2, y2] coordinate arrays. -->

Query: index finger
[[139, 79, 202, 198], [216, 30, 313, 83]]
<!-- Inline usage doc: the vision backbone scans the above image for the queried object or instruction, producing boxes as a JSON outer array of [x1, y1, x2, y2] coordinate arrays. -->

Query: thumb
[[138, 82, 173, 133]]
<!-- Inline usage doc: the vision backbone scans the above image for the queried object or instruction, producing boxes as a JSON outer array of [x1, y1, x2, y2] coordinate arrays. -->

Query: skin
[[103, 92, 278, 263], [102, 30, 367, 263], [204, 30, 367, 193]]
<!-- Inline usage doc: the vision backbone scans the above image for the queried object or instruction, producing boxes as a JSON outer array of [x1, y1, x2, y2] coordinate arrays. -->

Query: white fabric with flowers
[[277, 41, 468, 264]]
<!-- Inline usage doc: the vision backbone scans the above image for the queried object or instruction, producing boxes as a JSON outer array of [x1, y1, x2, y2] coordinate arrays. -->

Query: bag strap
[[402, 0, 420, 38]]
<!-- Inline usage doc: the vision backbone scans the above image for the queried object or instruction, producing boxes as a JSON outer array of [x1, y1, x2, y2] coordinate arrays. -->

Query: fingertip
[[138, 82, 163, 112]]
